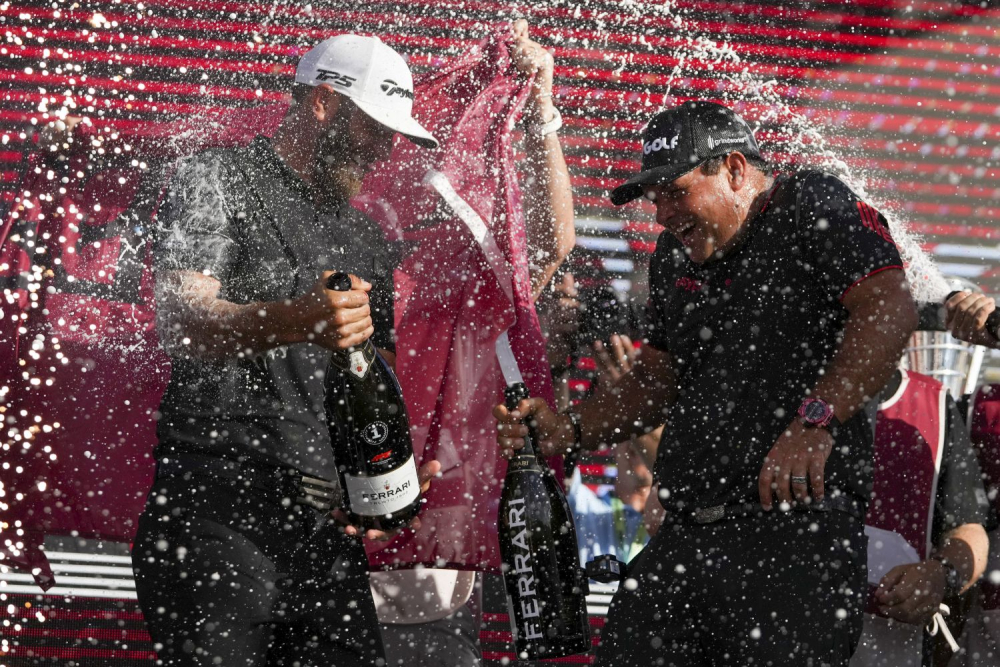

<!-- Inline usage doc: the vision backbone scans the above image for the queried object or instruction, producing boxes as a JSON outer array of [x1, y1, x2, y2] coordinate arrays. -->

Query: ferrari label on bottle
[[506, 496, 544, 641], [344, 454, 419, 517]]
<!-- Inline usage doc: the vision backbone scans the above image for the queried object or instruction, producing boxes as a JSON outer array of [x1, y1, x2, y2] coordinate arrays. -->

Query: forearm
[[156, 271, 302, 361], [936, 523, 989, 593], [813, 274, 918, 422], [523, 100, 575, 300]]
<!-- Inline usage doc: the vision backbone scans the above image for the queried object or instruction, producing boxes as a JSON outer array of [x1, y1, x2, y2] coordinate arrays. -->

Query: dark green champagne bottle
[[324, 272, 420, 531], [498, 382, 590, 660]]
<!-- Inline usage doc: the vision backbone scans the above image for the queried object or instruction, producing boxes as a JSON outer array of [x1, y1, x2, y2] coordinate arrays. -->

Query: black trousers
[[594, 509, 866, 667], [132, 466, 384, 667]]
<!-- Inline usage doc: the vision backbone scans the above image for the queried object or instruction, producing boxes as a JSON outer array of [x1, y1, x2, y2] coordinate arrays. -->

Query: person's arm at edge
[[934, 523, 989, 594], [946, 290, 999, 349]]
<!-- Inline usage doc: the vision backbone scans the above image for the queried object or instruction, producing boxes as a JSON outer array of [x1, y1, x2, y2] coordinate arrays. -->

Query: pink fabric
[[0, 105, 287, 587], [353, 29, 554, 572]]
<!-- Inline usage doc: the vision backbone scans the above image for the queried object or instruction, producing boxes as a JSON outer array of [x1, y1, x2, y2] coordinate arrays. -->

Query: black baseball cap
[[609, 101, 762, 206]]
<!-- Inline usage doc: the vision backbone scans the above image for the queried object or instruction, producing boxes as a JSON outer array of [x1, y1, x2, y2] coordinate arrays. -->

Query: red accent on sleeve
[[839, 264, 905, 301]]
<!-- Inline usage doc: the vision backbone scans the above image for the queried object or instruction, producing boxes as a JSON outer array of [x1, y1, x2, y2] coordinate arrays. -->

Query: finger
[[516, 397, 548, 418], [611, 335, 628, 367], [944, 291, 971, 329], [790, 462, 809, 502], [417, 460, 442, 486], [875, 567, 906, 601], [593, 340, 617, 376], [334, 314, 374, 337], [621, 335, 636, 358], [809, 457, 825, 501], [557, 272, 578, 298], [974, 297, 996, 331], [348, 273, 372, 292], [758, 458, 775, 509], [322, 287, 371, 309], [365, 528, 392, 542], [879, 574, 916, 607], [774, 465, 793, 505], [335, 326, 374, 350]]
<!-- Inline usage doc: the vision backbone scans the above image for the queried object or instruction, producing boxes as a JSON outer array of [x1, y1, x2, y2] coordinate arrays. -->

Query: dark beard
[[313, 107, 363, 207]]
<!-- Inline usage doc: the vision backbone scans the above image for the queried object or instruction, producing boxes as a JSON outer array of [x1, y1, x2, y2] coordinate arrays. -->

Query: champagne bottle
[[324, 272, 420, 531], [498, 382, 590, 660]]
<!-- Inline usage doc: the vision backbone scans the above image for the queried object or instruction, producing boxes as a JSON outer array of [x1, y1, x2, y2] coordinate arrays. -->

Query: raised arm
[[511, 20, 575, 301]]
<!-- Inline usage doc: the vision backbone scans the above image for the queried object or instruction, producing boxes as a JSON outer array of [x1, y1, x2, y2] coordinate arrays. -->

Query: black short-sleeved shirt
[[646, 170, 904, 510], [153, 136, 398, 479]]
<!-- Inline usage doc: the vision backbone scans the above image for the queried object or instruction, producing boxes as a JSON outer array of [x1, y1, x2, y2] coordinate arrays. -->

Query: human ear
[[310, 85, 341, 123], [727, 152, 748, 190]]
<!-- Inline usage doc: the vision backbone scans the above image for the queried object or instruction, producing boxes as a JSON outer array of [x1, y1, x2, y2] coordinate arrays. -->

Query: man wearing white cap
[[131, 35, 440, 666]]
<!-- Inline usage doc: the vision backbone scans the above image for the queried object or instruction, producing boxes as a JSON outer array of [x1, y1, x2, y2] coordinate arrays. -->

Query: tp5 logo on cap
[[315, 69, 357, 88], [644, 134, 680, 155]]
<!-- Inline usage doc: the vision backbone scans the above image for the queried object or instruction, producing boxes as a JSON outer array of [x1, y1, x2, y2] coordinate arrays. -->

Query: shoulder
[[902, 369, 946, 395], [168, 146, 245, 194], [792, 170, 866, 210]]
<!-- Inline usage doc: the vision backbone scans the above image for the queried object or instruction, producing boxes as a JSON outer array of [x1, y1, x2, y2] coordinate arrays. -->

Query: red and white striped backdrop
[[2, 0, 998, 294]]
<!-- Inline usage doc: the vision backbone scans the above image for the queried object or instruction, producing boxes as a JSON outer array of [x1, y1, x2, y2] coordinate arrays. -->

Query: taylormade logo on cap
[[295, 34, 438, 148]]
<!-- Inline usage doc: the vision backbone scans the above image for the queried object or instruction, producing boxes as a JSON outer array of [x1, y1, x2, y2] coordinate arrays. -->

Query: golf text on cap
[[706, 135, 748, 150], [643, 134, 680, 155], [315, 68, 356, 88], [380, 79, 414, 100]]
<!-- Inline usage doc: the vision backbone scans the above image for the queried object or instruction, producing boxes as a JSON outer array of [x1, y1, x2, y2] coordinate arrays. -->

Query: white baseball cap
[[295, 34, 438, 149]]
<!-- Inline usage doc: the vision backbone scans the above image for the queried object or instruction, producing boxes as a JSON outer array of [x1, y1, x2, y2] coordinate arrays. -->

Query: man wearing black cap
[[495, 101, 919, 664]]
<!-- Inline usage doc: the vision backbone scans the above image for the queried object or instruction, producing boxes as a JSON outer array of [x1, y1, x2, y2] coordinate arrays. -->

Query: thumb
[[349, 273, 372, 292]]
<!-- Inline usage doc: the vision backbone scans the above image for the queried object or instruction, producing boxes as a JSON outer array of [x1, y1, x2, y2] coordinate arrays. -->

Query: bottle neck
[[503, 382, 539, 459], [329, 338, 377, 379]]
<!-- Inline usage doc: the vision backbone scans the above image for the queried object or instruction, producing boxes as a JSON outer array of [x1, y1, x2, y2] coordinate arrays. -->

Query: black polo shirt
[[153, 136, 397, 479], [646, 170, 904, 510]]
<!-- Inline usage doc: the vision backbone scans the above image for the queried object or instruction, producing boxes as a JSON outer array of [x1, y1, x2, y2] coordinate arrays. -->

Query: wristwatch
[[930, 553, 964, 598], [797, 398, 842, 430]]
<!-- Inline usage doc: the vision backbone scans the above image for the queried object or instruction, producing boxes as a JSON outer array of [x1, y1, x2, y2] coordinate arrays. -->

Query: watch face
[[803, 401, 829, 423]]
